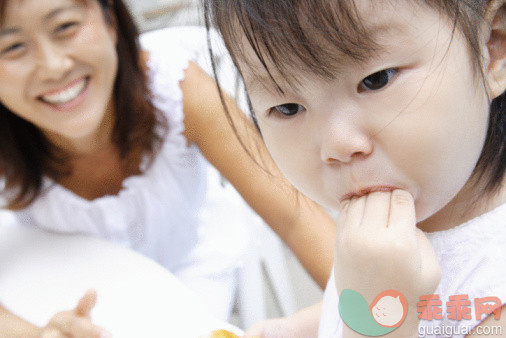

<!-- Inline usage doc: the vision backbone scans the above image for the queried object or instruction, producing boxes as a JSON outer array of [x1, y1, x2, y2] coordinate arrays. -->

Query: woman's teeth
[[40, 78, 87, 105]]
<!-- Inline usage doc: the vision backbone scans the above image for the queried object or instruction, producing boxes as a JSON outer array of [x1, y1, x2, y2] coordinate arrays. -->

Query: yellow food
[[209, 329, 239, 338]]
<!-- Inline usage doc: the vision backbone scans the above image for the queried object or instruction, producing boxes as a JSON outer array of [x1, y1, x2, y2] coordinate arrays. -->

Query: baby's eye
[[359, 68, 398, 92], [269, 103, 305, 117]]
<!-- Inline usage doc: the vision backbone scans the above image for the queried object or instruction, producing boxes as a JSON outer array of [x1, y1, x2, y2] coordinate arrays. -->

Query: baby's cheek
[[286, 174, 331, 209], [286, 171, 323, 202], [268, 149, 318, 192], [261, 127, 333, 206]]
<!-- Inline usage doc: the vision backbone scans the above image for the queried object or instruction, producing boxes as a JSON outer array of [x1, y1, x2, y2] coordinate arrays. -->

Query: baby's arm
[[0, 304, 40, 337], [243, 302, 322, 337], [0, 289, 111, 338]]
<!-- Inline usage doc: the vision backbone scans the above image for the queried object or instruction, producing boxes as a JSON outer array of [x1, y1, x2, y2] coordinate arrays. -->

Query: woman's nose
[[35, 43, 73, 80], [319, 117, 374, 164]]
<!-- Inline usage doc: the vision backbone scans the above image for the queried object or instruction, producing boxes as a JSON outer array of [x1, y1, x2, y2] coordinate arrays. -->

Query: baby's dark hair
[[204, 0, 506, 196]]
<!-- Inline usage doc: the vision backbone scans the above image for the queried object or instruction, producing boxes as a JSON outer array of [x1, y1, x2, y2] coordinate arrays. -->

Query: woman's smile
[[38, 76, 89, 111]]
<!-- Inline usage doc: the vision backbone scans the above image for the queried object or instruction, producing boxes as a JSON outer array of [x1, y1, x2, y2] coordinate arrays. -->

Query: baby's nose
[[319, 119, 374, 164]]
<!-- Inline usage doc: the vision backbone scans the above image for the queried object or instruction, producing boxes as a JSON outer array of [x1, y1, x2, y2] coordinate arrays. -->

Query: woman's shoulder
[[139, 27, 210, 129], [140, 26, 208, 90]]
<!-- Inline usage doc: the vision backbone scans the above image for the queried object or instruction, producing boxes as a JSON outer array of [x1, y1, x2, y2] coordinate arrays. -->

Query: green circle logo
[[339, 289, 408, 336]]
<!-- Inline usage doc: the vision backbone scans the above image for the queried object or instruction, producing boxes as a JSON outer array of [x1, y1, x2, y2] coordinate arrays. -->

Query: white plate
[[0, 224, 241, 337]]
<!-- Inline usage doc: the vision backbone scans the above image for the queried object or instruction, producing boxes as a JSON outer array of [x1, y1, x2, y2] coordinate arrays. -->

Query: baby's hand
[[40, 289, 111, 338], [334, 190, 441, 333], [242, 317, 294, 337]]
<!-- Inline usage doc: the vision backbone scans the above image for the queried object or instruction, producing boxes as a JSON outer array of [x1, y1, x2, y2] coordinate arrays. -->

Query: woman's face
[[240, 1, 494, 231], [0, 0, 118, 145]]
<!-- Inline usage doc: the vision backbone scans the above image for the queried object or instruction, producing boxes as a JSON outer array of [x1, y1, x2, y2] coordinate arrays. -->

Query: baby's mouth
[[340, 185, 398, 202]]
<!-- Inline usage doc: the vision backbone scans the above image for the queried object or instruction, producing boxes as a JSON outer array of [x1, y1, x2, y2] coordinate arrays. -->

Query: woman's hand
[[39, 289, 111, 338], [334, 189, 441, 336]]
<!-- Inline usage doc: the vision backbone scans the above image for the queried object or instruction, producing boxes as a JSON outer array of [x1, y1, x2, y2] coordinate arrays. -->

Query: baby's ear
[[484, 1, 505, 99]]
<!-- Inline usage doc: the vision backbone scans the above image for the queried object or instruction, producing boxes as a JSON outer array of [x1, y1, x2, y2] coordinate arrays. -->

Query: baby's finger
[[342, 196, 366, 229], [242, 326, 264, 337], [335, 200, 350, 229], [416, 229, 442, 286], [75, 289, 97, 317], [51, 312, 111, 338], [361, 191, 391, 229], [40, 327, 68, 338], [387, 189, 416, 236]]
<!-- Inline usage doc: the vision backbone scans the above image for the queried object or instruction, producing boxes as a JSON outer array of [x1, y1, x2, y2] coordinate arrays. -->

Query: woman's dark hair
[[204, 0, 506, 196], [0, 0, 166, 209]]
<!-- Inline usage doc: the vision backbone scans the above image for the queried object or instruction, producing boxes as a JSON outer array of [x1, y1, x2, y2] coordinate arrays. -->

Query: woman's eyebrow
[[0, 4, 79, 38], [43, 4, 79, 22], [0, 27, 19, 38]]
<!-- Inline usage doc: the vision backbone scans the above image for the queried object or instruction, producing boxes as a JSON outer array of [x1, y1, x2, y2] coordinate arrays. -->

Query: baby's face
[[239, 0, 492, 231]]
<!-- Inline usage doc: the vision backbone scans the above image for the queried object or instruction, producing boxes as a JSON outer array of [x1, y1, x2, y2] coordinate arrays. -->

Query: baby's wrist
[[393, 308, 421, 337], [28, 325, 43, 338], [279, 315, 300, 334]]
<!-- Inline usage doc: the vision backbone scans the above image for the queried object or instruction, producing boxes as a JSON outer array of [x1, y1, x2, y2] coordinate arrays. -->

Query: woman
[[0, 0, 336, 336]]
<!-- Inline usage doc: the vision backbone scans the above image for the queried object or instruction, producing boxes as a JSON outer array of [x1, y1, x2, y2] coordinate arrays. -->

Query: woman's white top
[[319, 203, 506, 337], [13, 29, 245, 314]]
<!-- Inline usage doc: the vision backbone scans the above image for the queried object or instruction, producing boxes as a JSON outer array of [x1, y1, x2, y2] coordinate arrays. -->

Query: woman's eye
[[359, 68, 398, 91], [1, 43, 25, 57], [269, 103, 305, 117], [55, 21, 79, 36]]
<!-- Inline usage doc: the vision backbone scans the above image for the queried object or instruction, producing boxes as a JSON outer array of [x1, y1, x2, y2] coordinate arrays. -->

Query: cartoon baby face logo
[[370, 290, 408, 328], [339, 289, 408, 336]]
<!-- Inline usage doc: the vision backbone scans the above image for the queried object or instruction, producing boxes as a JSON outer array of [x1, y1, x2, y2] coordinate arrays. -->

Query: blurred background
[[0, 0, 324, 331]]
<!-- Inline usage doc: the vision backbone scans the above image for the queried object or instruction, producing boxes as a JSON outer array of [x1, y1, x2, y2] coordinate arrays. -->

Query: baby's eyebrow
[[244, 72, 299, 97], [367, 21, 403, 40], [243, 73, 275, 94], [240, 18, 405, 95]]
